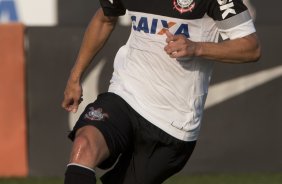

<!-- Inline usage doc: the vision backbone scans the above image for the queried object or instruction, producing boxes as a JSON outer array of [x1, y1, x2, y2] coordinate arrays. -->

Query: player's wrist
[[69, 70, 82, 83], [194, 42, 203, 57]]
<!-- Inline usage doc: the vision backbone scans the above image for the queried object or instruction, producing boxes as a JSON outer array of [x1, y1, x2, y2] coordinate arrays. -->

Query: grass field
[[0, 173, 282, 184]]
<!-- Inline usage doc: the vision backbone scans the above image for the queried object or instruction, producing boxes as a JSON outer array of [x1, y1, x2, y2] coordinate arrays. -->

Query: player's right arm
[[62, 8, 118, 113]]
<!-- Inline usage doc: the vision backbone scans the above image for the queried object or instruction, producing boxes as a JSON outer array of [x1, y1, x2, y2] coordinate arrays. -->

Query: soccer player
[[62, 0, 261, 183]]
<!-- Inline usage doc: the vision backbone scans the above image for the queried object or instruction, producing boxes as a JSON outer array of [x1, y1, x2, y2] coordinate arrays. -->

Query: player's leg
[[122, 133, 196, 184], [69, 126, 110, 168], [64, 126, 109, 184], [64, 93, 134, 184], [139, 139, 196, 184], [100, 109, 197, 184], [116, 117, 196, 184], [100, 146, 134, 184]]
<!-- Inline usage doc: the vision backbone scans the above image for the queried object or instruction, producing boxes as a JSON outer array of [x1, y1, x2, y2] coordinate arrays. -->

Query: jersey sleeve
[[99, 0, 126, 17], [207, 0, 256, 40]]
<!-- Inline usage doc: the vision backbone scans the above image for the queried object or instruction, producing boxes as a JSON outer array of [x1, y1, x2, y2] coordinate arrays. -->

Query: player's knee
[[71, 134, 94, 161], [70, 127, 109, 167]]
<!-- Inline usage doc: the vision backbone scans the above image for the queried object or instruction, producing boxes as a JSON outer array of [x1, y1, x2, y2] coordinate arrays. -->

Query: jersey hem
[[108, 88, 199, 141]]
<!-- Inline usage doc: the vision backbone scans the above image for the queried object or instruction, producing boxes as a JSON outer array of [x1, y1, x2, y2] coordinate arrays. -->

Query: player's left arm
[[197, 32, 261, 63], [164, 0, 261, 63], [165, 31, 261, 63]]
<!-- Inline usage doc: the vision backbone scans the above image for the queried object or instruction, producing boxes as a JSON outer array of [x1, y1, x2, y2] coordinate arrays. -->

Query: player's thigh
[[69, 93, 134, 168], [143, 141, 196, 184], [120, 140, 196, 184]]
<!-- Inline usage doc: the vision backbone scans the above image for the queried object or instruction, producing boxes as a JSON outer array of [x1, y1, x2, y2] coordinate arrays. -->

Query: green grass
[[0, 177, 63, 184], [0, 173, 281, 184], [164, 173, 282, 184]]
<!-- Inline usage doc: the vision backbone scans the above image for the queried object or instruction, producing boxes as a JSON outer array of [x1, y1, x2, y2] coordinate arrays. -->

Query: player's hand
[[61, 78, 83, 113], [164, 30, 197, 59]]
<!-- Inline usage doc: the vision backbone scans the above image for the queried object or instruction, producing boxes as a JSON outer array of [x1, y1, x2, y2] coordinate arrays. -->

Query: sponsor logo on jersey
[[173, 0, 196, 14], [84, 107, 109, 121], [217, 0, 236, 19], [131, 16, 190, 38]]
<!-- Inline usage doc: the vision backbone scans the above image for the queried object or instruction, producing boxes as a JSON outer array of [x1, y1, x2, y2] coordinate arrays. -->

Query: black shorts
[[69, 92, 196, 184]]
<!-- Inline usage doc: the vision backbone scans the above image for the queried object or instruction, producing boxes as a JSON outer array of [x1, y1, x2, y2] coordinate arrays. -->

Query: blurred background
[[0, 0, 281, 180]]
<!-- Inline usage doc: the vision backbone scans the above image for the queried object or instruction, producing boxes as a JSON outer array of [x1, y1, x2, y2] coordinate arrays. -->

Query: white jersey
[[99, 0, 256, 141]]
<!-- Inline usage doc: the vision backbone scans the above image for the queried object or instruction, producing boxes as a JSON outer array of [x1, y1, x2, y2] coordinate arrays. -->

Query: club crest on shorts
[[84, 107, 109, 121], [173, 0, 196, 14]]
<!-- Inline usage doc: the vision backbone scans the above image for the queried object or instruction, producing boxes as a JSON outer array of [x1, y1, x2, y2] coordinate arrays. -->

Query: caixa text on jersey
[[131, 16, 190, 38]]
